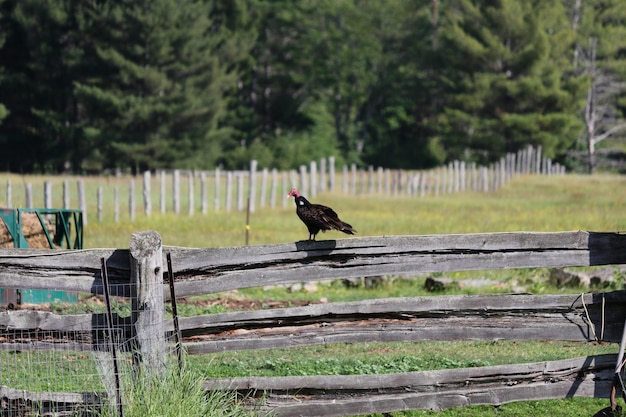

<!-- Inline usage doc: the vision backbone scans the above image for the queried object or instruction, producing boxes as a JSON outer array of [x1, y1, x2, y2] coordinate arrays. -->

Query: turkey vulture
[[287, 188, 356, 241]]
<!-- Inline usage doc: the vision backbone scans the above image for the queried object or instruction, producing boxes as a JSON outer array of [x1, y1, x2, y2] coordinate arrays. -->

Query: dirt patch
[[0, 207, 54, 249]]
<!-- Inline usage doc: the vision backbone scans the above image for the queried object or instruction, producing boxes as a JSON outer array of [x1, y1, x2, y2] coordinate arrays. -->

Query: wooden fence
[[1, 230, 625, 416], [0, 146, 564, 224]]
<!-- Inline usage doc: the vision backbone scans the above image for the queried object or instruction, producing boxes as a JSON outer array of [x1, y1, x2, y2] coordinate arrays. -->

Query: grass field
[[2, 172, 626, 416]]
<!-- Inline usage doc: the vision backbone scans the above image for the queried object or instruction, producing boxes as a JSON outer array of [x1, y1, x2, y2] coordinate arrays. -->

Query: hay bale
[[0, 208, 55, 249]]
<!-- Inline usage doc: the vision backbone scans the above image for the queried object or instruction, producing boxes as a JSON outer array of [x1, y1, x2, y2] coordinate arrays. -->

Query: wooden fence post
[[5, 179, 11, 208], [78, 180, 86, 225], [129, 179, 135, 222], [173, 170, 180, 214], [143, 171, 151, 217], [130, 230, 166, 377], [249, 160, 257, 213], [188, 172, 194, 216], [63, 180, 70, 209]]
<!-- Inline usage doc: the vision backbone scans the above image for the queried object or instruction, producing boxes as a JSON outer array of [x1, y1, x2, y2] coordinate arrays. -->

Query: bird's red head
[[287, 188, 300, 198]]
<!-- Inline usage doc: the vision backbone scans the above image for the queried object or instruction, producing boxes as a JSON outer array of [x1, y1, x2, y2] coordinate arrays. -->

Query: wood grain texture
[[1, 231, 625, 297], [205, 354, 617, 416]]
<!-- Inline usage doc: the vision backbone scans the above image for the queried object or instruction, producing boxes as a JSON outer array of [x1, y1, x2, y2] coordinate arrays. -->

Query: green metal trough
[[0, 208, 83, 307]]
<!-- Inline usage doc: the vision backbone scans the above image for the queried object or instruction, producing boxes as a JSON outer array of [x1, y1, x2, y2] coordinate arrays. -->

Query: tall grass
[[94, 357, 263, 417]]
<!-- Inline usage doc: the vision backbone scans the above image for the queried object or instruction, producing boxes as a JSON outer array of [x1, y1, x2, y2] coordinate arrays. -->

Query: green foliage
[[2, 0, 624, 172], [433, 0, 583, 163]]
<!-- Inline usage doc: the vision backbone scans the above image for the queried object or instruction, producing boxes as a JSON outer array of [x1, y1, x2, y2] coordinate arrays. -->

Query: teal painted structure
[[0, 208, 83, 306]]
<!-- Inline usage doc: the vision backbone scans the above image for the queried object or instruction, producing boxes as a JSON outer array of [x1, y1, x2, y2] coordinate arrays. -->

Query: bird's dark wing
[[312, 204, 356, 234]]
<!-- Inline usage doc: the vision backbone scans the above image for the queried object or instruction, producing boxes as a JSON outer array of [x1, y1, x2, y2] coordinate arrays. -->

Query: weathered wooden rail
[[1, 230, 626, 416]]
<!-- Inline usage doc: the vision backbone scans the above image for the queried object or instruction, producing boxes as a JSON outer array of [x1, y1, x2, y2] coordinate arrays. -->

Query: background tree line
[[0, 0, 624, 174]]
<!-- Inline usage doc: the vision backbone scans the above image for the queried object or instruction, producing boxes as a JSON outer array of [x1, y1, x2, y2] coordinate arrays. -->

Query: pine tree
[[0, 0, 91, 172], [0, 2, 7, 125], [74, 0, 246, 172], [433, 0, 582, 164]]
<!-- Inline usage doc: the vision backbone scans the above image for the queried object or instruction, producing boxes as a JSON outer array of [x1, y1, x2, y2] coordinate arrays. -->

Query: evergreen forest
[[0, 0, 625, 174]]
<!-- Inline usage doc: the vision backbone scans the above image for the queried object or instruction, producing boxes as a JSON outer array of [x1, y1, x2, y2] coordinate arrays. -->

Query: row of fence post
[[1, 146, 564, 224]]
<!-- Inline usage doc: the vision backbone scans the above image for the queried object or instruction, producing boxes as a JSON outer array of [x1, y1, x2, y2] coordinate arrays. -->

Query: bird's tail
[[340, 222, 356, 235]]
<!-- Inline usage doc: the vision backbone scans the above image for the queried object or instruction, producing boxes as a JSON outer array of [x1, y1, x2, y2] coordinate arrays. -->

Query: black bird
[[287, 188, 356, 241]]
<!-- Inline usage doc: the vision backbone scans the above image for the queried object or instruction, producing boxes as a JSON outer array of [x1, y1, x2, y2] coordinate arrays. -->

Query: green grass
[[2, 172, 625, 248], [2, 172, 626, 416], [190, 340, 617, 378]]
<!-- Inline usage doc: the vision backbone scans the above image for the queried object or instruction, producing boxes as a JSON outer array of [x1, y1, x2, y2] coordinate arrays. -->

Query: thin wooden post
[[25, 183, 32, 208], [213, 168, 220, 212], [270, 168, 278, 208], [328, 156, 336, 192], [44, 181, 52, 209], [282, 172, 288, 209], [320, 158, 327, 193], [188, 172, 194, 216], [166, 253, 183, 374], [201, 171, 208, 215], [299, 165, 307, 197], [63, 180, 70, 209], [5, 180, 11, 208], [100, 258, 124, 417], [130, 230, 166, 377], [173, 170, 180, 214], [97, 187, 103, 222], [535, 145, 541, 175], [114, 186, 119, 222], [160, 171, 166, 214], [237, 173, 244, 211], [350, 164, 357, 195], [310, 161, 317, 198], [260, 168, 268, 208], [129, 179, 135, 221], [78, 180, 86, 225], [143, 171, 151, 217], [225, 171, 232, 212], [249, 160, 257, 213]]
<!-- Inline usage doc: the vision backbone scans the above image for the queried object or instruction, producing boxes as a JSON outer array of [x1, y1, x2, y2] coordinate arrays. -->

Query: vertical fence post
[[130, 230, 166, 377], [129, 179, 135, 222], [201, 171, 208, 215], [173, 170, 180, 215], [260, 167, 268, 208], [328, 156, 335, 192], [226, 171, 232, 212], [270, 168, 278, 208], [310, 160, 317, 198], [299, 165, 307, 197], [320, 158, 327, 193], [143, 171, 151, 217], [249, 160, 257, 213], [63, 180, 70, 209], [114, 186, 119, 222], [78, 180, 87, 225], [160, 171, 166, 214], [5, 179, 11, 208], [98, 187, 103, 222], [188, 172, 194, 216]]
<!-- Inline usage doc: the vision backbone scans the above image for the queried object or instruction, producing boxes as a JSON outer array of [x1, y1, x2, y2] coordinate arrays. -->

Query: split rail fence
[[0, 146, 564, 225], [1, 230, 625, 416]]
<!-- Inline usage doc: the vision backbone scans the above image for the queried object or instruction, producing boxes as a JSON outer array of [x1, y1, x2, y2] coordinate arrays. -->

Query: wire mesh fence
[[0, 282, 178, 417]]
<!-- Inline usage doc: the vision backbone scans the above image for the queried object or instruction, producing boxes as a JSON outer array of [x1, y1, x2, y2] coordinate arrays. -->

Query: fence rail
[[0, 146, 564, 225], [1, 230, 625, 416]]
